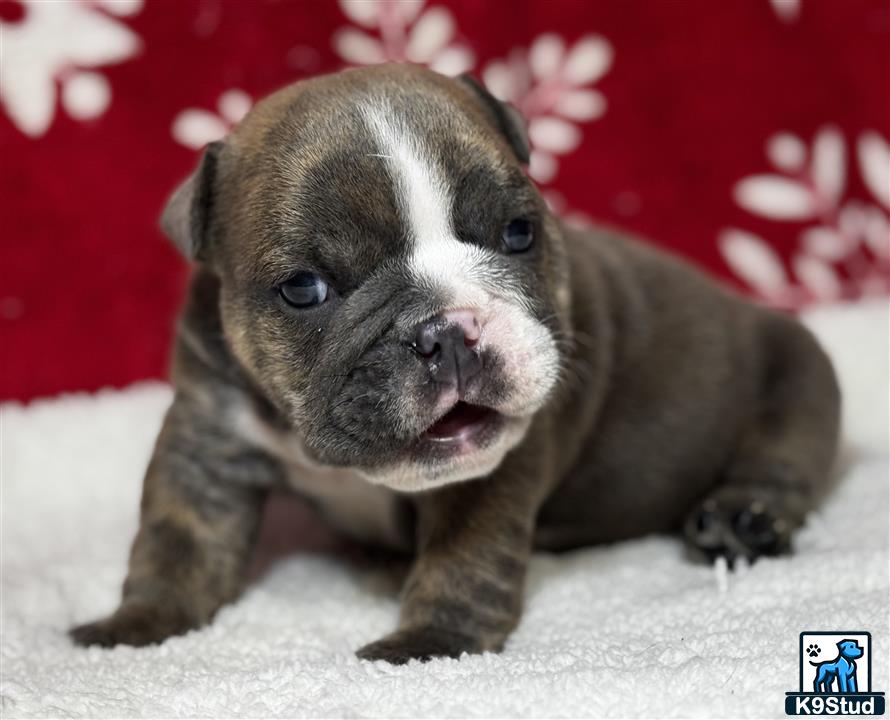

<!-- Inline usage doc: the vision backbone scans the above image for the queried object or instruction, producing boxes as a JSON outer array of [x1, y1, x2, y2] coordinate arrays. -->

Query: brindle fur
[[70, 65, 841, 662]]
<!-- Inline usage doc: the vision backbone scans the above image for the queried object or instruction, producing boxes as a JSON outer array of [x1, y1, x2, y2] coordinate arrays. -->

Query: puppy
[[70, 64, 841, 664]]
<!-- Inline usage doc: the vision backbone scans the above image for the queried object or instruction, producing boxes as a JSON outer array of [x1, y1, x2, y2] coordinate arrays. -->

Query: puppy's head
[[162, 64, 570, 491]]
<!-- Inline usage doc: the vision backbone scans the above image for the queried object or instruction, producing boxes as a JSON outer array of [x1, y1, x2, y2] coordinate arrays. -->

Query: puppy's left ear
[[457, 74, 530, 165], [160, 141, 223, 261]]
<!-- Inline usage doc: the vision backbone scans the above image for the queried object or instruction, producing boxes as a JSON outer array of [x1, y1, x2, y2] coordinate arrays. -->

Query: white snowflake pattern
[[482, 33, 613, 184], [720, 126, 890, 307], [332, 0, 474, 76], [0, 0, 143, 137], [171, 89, 252, 150]]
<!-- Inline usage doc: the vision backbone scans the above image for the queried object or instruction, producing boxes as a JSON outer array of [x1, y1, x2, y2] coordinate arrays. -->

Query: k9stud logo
[[786, 632, 885, 715]]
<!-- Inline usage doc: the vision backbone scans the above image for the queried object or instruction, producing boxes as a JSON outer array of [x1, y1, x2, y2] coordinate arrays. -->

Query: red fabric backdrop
[[2, 0, 888, 402]]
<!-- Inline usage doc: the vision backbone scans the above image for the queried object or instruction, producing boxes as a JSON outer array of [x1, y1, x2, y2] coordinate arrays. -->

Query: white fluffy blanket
[[2, 300, 888, 718]]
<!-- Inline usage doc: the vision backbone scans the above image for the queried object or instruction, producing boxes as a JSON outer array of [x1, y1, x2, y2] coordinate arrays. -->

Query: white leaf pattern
[[719, 229, 790, 296], [528, 117, 582, 154], [767, 133, 807, 172], [553, 89, 606, 121], [793, 256, 842, 300], [406, 7, 453, 63], [338, 0, 382, 28], [863, 207, 890, 258], [770, 0, 801, 22], [528, 151, 558, 184], [481, 62, 516, 101], [563, 35, 613, 85], [332, 28, 387, 65], [723, 127, 890, 307], [94, 0, 143, 17], [529, 34, 565, 80], [61, 71, 111, 120], [0, 0, 143, 137], [429, 46, 474, 76], [801, 227, 849, 261], [172, 89, 253, 149], [333, 0, 472, 77], [734, 176, 814, 220], [812, 125, 846, 203], [482, 34, 613, 184], [172, 110, 228, 150], [218, 90, 252, 124], [858, 132, 890, 210]]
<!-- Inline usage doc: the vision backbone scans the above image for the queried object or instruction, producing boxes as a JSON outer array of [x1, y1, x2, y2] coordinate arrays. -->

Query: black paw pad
[[731, 503, 788, 556], [684, 495, 793, 566], [687, 500, 724, 550]]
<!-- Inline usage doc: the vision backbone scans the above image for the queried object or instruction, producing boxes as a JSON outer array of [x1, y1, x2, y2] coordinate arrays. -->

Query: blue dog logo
[[810, 639, 863, 693], [785, 631, 885, 716]]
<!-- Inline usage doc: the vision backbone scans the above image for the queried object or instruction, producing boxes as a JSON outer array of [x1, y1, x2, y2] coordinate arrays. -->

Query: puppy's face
[[170, 66, 569, 491]]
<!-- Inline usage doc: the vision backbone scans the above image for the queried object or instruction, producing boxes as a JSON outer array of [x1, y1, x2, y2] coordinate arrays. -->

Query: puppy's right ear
[[160, 141, 223, 261]]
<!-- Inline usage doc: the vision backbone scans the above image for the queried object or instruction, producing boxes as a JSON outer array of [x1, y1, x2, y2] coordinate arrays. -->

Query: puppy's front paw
[[356, 626, 481, 664], [684, 488, 793, 566], [69, 601, 196, 648]]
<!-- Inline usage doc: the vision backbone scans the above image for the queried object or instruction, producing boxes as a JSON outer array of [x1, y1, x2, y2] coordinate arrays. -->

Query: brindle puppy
[[70, 65, 841, 663]]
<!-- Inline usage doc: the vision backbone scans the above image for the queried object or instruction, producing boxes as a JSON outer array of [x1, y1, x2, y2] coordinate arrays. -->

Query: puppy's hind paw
[[684, 489, 793, 566]]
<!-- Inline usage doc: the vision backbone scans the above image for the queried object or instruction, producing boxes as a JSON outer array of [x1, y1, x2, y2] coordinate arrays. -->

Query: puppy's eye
[[279, 273, 328, 308], [502, 218, 534, 253]]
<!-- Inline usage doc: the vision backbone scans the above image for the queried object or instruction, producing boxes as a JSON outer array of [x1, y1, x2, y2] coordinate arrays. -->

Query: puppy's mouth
[[421, 401, 502, 446]]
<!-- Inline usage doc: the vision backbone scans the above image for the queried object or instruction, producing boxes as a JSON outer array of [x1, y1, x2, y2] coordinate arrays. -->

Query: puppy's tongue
[[425, 402, 493, 441]]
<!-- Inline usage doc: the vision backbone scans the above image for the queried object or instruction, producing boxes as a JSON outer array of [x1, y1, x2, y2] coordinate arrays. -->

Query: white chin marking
[[359, 416, 532, 493]]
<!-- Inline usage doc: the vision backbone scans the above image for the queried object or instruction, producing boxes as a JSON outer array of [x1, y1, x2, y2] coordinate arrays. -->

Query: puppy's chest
[[232, 407, 410, 550]]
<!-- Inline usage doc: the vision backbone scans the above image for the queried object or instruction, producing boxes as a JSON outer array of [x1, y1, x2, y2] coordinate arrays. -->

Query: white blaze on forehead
[[361, 103, 490, 302]]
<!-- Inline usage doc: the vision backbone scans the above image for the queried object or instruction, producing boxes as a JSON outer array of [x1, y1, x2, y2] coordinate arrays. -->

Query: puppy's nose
[[411, 310, 482, 391]]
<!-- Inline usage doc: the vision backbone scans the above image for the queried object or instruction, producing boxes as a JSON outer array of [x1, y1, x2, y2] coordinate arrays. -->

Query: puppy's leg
[[70, 396, 278, 647], [357, 461, 546, 664], [685, 314, 841, 564]]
